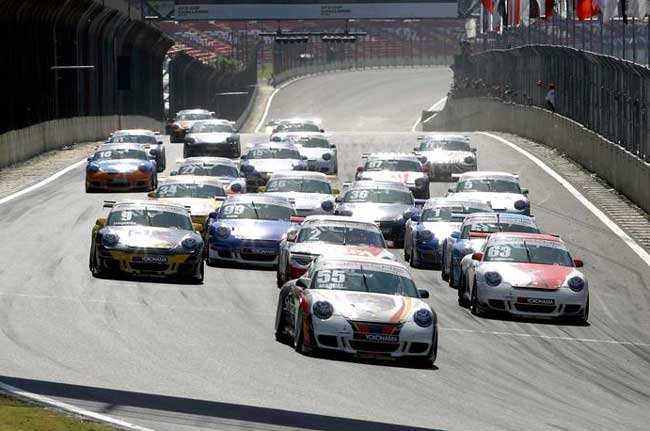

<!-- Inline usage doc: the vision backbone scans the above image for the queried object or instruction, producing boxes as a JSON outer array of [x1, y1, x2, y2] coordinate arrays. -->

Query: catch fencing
[[0, 0, 172, 136], [454, 45, 650, 162]]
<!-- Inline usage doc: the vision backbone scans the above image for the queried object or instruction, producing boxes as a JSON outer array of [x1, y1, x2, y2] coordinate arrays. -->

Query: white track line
[[411, 96, 447, 132], [441, 327, 650, 347], [0, 159, 86, 206], [0, 381, 158, 431], [254, 76, 311, 133], [479, 132, 650, 268]]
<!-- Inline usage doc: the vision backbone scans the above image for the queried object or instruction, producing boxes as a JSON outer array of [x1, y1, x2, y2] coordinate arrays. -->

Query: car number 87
[[317, 269, 346, 284]]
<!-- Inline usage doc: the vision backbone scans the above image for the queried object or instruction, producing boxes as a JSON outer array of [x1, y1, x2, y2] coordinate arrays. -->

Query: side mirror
[[410, 214, 421, 223], [320, 129, 325, 133], [521, 188, 529, 195], [418, 289, 430, 299], [157, 140, 163, 145], [331, 188, 340, 195], [403, 211, 414, 221], [170, 171, 178, 176], [447, 187, 455, 193], [573, 258, 584, 268], [334, 196, 342, 203], [193, 223, 204, 233], [87, 156, 93, 162], [241, 164, 254, 173], [95, 217, 107, 227], [240, 154, 248, 160], [286, 229, 298, 242], [233, 129, 239, 133], [301, 155, 308, 160], [413, 146, 420, 152], [337, 209, 353, 217], [471, 147, 477, 152], [296, 278, 309, 289], [208, 211, 219, 220], [257, 186, 266, 193], [451, 231, 460, 240], [329, 144, 336, 149], [147, 192, 156, 198], [471, 252, 484, 261], [149, 149, 159, 156]]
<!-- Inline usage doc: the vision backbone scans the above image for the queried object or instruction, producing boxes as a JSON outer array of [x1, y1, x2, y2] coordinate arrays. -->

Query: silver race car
[[106, 129, 166, 172], [261, 171, 338, 217], [355, 153, 430, 199], [183, 119, 240, 159], [170, 157, 245, 194], [447, 171, 530, 215], [240, 142, 309, 192], [275, 255, 437, 366], [459, 232, 589, 323], [271, 133, 337, 174], [413, 134, 477, 181]]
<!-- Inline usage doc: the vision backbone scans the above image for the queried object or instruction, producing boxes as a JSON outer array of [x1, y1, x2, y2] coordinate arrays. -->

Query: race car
[[206, 194, 303, 267], [271, 133, 337, 174], [260, 171, 338, 217], [403, 198, 493, 269], [106, 129, 166, 172], [183, 119, 240, 158], [267, 118, 324, 135], [274, 255, 438, 366], [170, 157, 245, 194], [168, 109, 214, 143], [85, 144, 158, 193], [413, 134, 477, 181], [441, 212, 540, 288], [446, 171, 530, 215], [276, 215, 396, 287], [458, 232, 588, 323], [334, 180, 420, 247], [240, 142, 308, 192], [88, 201, 204, 282], [148, 176, 227, 228], [355, 153, 430, 199]]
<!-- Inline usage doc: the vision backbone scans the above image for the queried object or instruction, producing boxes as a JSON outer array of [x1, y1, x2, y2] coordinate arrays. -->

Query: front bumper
[[184, 142, 240, 158], [86, 173, 153, 191], [208, 238, 280, 267], [96, 248, 202, 278], [476, 284, 588, 318]]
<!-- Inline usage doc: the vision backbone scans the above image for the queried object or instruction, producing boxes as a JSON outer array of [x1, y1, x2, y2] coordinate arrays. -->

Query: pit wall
[[423, 97, 650, 214], [0, 116, 164, 170]]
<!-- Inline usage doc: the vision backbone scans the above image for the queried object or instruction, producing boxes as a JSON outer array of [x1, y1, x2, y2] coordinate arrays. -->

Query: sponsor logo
[[241, 248, 276, 255], [365, 334, 398, 343], [518, 297, 555, 305], [133, 255, 168, 264]]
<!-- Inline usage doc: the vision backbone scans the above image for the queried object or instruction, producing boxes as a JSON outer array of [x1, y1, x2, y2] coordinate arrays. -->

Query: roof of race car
[[179, 157, 237, 166], [109, 200, 191, 214], [246, 142, 301, 151], [95, 143, 147, 152], [268, 171, 329, 181], [312, 255, 411, 277], [176, 109, 210, 115], [365, 152, 420, 161], [423, 197, 493, 211], [272, 117, 321, 125], [112, 129, 155, 136], [189, 119, 233, 126], [347, 180, 411, 191], [456, 171, 519, 181], [487, 232, 563, 243], [301, 215, 382, 230], [421, 133, 470, 142], [224, 194, 293, 207], [158, 176, 226, 187], [462, 212, 536, 224]]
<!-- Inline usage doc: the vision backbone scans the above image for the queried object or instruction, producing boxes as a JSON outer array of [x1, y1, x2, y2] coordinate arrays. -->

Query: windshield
[[421, 206, 486, 222], [248, 147, 301, 159], [484, 239, 574, 266], [155, 183, 226, 199], [456, 179, 521, 193], [297, 226, 385, 247], [297, 137, 330, 148], [189, 123, 233, 133], [108, 135, 156, 145], [311, 267, 418, 297], [93, 149, 148, 161], [365, 159, 421, 172], [107, 208, 192, 230], [177, 163, 238, 177], [219, 202, 292, 220], [266, 178, 331, 194], [177, 113, 211, 121], [343, 189, 413, 205], [276, 123, 320, 133], [420, 140, 470, 151], [461, 220, 539, 238]]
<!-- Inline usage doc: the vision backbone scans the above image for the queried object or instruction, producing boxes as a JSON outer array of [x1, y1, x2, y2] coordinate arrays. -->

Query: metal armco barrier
[[168, 51, 257, 122], [454, 46, 650, 162], [0, 0, 172, 136]]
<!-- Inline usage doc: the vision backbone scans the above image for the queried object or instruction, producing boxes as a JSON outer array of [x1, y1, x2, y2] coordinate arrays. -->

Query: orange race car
[[85, 144, 158, 193]]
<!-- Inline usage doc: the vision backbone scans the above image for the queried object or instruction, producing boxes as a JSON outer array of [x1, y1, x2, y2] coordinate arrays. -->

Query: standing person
[[545, 83, 556, 112]]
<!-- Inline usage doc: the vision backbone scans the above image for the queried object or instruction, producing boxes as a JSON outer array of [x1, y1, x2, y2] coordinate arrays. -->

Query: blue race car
[[206, 194, 302, 268], [403, 198, 492, 269], [441, 212, 540, 288]]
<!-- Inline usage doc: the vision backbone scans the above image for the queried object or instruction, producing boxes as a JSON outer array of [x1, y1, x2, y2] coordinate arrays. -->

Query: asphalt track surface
[[1, 68, 649, 431]]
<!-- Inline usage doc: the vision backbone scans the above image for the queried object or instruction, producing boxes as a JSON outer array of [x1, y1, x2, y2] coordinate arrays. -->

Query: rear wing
[[361, 153, 371, 159], [103, 201, 116, 208]]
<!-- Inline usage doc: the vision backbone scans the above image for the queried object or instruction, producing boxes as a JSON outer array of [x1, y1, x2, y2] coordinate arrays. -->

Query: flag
[[576, 0, 600, 19], [628, 0, 647, 17], [597, 0, 619, 20], [482, 0, 495, 14], [545, 0, 555, 20]]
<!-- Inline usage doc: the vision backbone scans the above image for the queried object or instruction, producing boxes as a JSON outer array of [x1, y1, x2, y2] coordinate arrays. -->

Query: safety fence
[[0, 0, 172, 137], [453, 45, 650, 162], [168, 50, 258, 123]]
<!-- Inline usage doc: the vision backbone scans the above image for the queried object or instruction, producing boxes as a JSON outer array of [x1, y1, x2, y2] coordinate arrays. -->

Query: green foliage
[[208, 57, 244, 72]]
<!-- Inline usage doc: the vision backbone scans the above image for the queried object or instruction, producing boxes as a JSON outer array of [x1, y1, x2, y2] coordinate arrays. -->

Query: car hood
[[217, 219, 292, 241], [152, 198, 220, 217], [358, 171, 426, 186], [103, 226, 193, 249], [420, 150, 475, 164], [479, 262, 581, 290], [187, 132, 233, 143], [247, 159, 301, 174], [309, 290, 427, 324], [337, 203, 412, 221], [94, 159, 142, 173], [290, 243, 395, 260], [419, 221, 462, 240], [448, 192, 527, 211], [263, 192, 333, 210]]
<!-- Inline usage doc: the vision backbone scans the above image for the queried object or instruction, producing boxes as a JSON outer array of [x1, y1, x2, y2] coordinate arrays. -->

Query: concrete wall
[[0, 116, 164, 170], [423, 97, 650, 214]]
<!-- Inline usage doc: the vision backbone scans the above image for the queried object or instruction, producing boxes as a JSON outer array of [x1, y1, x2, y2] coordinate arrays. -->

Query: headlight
[[414, 309, 433, 327], [215, 226, 231, 239], [102, 233, 119, 247], [322, 152, 332, 161], [420, 230, 434, 241], [230, 182, 243, 193], [86, 164, 99, 173], [313, 301, 334, 320], [484, 271, 502, 286], [415, 177, 429, 189], [514, 199, 529, 210], [568, 276, 585, 292], [181, 237, 199, 250], [138, 163, 152, 172], [464, 155, 475, 164]]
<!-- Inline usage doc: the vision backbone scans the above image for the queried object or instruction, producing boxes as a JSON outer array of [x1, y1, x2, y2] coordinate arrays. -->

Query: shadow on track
[[0, 376, 447, 431]]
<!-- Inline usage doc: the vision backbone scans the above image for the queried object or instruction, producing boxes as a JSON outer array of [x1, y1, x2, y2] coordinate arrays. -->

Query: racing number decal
[[120, 211, 133, 221], [463, 181, 473, 190], [488, 245, 511, 258], [316, 269, 346, 284], [222, 204, 246, 216], [367, 160, 383, 169], [348, 190, 369, 200], [100, 151, 112, 158]]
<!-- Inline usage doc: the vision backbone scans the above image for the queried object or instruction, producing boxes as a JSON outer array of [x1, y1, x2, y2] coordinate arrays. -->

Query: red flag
[[545, 0, 554, 20], [576, 0, 600, 20], [482, 0, 495, 14]]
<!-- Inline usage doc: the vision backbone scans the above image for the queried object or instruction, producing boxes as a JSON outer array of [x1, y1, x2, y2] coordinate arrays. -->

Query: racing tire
[[275, 294, 292, 343], [448, 261, 456, 288], [409, 245, 420, 269], [293, 310, 316, 355], [191, 260, 205, 284], [570, 298, 589, 325], [206, 257, 217, 267], [90, 250, 104, 279], [457, 274, 470, 307], [403, 245, 410, 261], [470, 279, 484, 317], [441, 248, 449, 281], [276, 270, 285, 288]]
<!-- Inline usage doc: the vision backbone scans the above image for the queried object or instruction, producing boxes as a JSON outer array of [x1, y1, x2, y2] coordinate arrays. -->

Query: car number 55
[[317, 269, 346, 284]]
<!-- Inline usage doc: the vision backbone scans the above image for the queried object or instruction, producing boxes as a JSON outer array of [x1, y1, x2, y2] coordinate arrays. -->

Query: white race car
[[355, 153, 430, 199], [413, 134, 477, 181], [261, 171, 338, 217], [446, 171, 530, 215]]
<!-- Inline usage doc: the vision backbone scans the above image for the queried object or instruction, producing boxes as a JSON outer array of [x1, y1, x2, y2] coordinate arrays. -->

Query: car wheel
[[275, 294, 292, 343], [403, 243, 410, 261], [276, 269, 285, 288], [441, 248, 449, 281], [192, 259, 205, 284], [457, 273, 469, 307], [572, 298, 589, 325], [448, 260, 456, 288], [206, 257, 217, 267], [409, 244, 419, 269], [470, 278, 483, 316], [90, 250, 103, 278]]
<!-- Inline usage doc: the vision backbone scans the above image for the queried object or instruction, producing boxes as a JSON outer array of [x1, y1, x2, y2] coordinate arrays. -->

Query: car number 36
[[316, 269, 346, 284]]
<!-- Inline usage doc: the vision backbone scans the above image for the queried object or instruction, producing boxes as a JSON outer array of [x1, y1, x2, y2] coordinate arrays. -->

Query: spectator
[[545, 83, 556, 112]]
